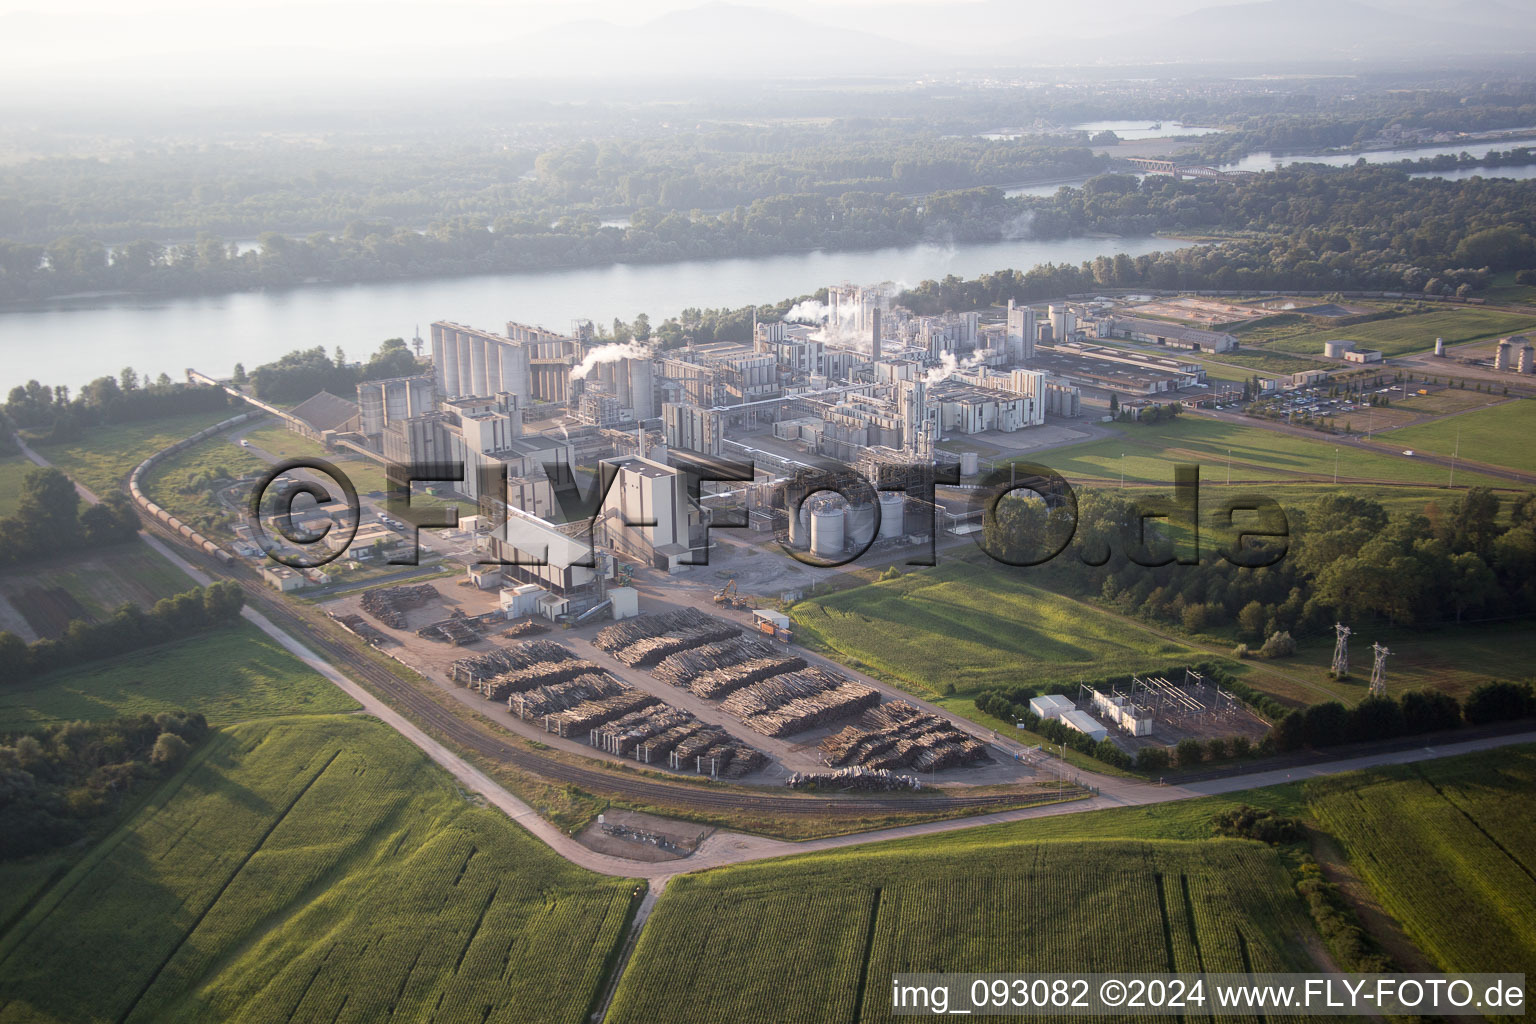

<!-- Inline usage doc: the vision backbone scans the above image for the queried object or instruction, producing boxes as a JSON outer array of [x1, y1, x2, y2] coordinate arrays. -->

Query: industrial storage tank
[[787, 503, 810, 548], [810, 503, 846, 559], [1323, 340, 1354, 358], [960, 451, 979, 477], [845, 500, 877, 549], [878, 492, 905, 540], [1434, 337, 1446, 357]]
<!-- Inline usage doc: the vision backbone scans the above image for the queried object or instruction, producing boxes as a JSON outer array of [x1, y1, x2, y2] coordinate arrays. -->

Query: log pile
[[502, 618, 548, 638], [589, 705, 767, 777], [359, 583, 439, 629], [720, 668, 880, 737], [417, 617, 481, 645], [449, 641, 576, 685], [688, 655, 807, 699], [786, 767, 921, 791], [609, 621, 741, 667], [593, 608, 710, 651], [509, 674, 628, 720], [670, 729, 767, 778], [474, 658, 605, 702], [546, 691, 661, 738], [651, 637, 789, 687], [819, 700, 990, 772], [333, 613, 390, 646]]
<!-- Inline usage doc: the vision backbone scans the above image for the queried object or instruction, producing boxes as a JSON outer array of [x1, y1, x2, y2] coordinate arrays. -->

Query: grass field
[[28, 409, 245, 498], [790, 562, 1199, 696], [1252, 309, 1536, 358], [1030, 415, 1512, 489], [0, 542, 195, 639], [609, 838, 1319, 1024], [1308, 745, 1536, 980], [1377, 399, 1536, 475], [0, 621, 358, 729], [140, 431, 267, 535], [0, 716, 639, 1024], [241, 421, 464, 513], [0, 455, 36, 518]]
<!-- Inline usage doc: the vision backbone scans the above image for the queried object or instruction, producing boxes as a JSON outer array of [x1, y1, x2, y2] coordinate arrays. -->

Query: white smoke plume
[[785, 299, 831, 323], [571, 340, 654, 380], [924, 350, 982, 385]]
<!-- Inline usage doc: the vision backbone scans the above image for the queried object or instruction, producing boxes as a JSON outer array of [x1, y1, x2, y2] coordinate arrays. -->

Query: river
[[1, 234, 1189, 389]]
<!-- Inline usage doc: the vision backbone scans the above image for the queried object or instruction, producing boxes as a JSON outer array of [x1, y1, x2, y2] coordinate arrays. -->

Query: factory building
[[663, 402, 725, 456], [1006, 300, 1038, 363], [431, 321, 531, 399], [1099, 316, 1238, 353], [356, 374, 435, 439], [1343, 349, 1384, 364], [827, 283, 889, 340], [598, 454, 708, 572]]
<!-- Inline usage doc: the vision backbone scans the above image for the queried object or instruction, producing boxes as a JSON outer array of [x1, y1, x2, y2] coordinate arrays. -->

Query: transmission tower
[[1331, 623, 1351, 679], [1369, 642, 1390, 698]]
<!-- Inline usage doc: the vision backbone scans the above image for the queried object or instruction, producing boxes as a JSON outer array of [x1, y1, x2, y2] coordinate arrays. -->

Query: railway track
[[147, 521, 1035, 818]]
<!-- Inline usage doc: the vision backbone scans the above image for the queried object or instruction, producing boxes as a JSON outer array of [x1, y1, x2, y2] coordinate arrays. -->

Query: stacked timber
[[547, 691, 660, 737], [609, 621, 741, 667], [593, 608, 711, 652], [449, 641, 575, 686], [819, 700, 990, 771], [720, 668, 879, 738], [651, 637, 782, 687], [688, 654, 807, 699], [671, 730, 766, 778], [786, 767, 920, 791], [502, 619, 549, 637], [360, 583, 439, 629], [590, 707, 766, 776], [509, 674, 627, 720], [417, 617, 481, 645], [475, 658, 605, 702]]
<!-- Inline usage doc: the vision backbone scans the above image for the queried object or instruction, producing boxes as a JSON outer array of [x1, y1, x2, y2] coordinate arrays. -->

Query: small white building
[[1029, 694, 1076, 720], [1060, 709, 1108, 743]]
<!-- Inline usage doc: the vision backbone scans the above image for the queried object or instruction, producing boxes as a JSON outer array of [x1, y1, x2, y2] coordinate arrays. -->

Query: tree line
[[0, 710, 209, 860], [246, 337, 423, 404], [0, 581, 245, 683], [0, 467, 139, 567], [4, 374, 233, 443]]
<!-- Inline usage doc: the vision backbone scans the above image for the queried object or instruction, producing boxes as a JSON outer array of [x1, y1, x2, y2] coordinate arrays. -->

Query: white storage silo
[[787, 503, 809, 548], [960, 451, 979, 476], [846, 500, 877, 549], [1434, 337, 1446, 357], [810, 503, 846, 559], [877, 491, 905, 540]]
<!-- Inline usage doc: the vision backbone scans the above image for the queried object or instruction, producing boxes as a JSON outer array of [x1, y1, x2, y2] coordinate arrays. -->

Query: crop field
[[1307, 745, 1536, 980], [0, 621, 358, 729], [1029, 415, 1511, 489], [790, 562, 1199, 696], [28, 409, 244, 498], [1250, 309, 1536, 358], [1377, 399, 1536, 475], [0, 542, 193, 638], [0, 716, 639, 1024], [608, 839, 1319, 1024]]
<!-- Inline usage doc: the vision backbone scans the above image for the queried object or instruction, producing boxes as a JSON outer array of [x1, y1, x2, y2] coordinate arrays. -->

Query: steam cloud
[[924, 350, 982, 385], [571, 340, 654, 380]]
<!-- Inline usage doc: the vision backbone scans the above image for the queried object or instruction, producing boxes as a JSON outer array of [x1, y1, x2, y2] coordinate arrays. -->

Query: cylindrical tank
[[1434, 337, 1446, 357], [1323, 340, 1353, 358], [878, 492, 905, 540], [787, 503, 809, 548], [846, 501, 876, 549], [960, 451, 979, 476], [810, 504, 846, 559]]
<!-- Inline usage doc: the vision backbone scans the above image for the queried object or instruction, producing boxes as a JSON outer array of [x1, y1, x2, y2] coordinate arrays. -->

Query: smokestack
[[871, 307, 881, 363]]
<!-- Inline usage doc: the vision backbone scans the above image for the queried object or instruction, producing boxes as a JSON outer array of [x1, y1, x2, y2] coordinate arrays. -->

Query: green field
[[790, 562, 1199, 696], [1377, 399, 1536, 475], [29, 409, 245, 497], [242, 421, 464, 513], [609, 838, 1319, 1024], [1031, 415, 1511, 489], [140, 430, 267, 535], [0, 542, 196, 639], [0, 716, 639, 1024], [1253, 308, 1536, 358], [0, 621, 358, 729], [1308, 745, 1536, 980], [0, 455, 36, 518]]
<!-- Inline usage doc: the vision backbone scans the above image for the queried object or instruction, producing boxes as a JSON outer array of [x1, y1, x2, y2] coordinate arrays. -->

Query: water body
[[1222, 139, 1536, 173], [0, 234, 1189, 389], [1069, 120, 1221, 141]]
